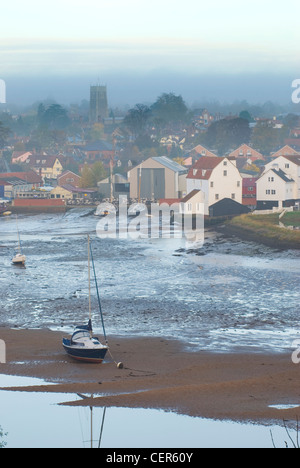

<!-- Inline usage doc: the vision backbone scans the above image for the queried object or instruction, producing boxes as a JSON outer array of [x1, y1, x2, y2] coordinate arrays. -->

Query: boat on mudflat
[[12, 215, 26, 266], [63, 235, 108, 364]]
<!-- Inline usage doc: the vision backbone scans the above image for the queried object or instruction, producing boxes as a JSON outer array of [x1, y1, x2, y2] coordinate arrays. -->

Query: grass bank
[[220, 212, 300, 250]]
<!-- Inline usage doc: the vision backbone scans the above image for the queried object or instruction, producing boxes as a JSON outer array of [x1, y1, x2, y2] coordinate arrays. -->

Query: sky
[[1, 0, 300, 107]]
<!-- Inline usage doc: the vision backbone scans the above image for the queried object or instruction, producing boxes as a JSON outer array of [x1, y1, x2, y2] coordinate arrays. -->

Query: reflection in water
[[0, 376, 297, 448], [0, 425, 7, 448], [76, 393, 106, 449]]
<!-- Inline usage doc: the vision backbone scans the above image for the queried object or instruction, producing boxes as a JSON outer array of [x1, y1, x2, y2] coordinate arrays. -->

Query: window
[[223, 161, 227, 166], [271, 190, 276, 195], [210, 181, 214, 188], [266, 190, 271, 195], [223, 170, 227, 176], [231, 193, 235, 199], [237, 181, 240, 187], [215, 194, 219, 200], [285, 163, 290, 169], [268, 177, 274, 182], [193, 169, 197, 176]]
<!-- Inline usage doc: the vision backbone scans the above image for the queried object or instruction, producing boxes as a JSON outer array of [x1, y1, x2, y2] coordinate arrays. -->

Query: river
[[0, 209, 299, 354]]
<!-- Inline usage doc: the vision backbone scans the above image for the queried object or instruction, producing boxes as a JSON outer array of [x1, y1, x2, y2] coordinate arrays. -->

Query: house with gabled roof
[[229, 144, 264, 161], [26, 155, 64, 180], [11, 151, 33, 164], [187, 156, 242, 215], [263, 154, 300, 200], [270, 145, 300, 159], [58, 170, 81, 188], [256, 168, 296, 210], [192, 144, 218, 158], [183, 144, 217, 167]]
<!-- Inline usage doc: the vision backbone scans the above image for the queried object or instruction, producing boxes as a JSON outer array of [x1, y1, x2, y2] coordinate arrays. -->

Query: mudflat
[[1, 327, 300, 424]]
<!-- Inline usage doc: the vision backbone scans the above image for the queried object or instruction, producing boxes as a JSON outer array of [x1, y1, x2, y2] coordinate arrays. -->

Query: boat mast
[[88, 235, 92, 337], [89, 238, 108, 345], [138, 163, 142, 203], [16, 215, 21, 253]]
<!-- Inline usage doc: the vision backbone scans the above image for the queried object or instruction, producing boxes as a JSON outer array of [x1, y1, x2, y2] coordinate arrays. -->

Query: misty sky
[[1, 0, 300, 107]]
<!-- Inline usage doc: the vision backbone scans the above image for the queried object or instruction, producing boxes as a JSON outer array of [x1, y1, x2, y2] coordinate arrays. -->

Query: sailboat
[[12, 216, 26, 266], [63, 236, 108, 363]]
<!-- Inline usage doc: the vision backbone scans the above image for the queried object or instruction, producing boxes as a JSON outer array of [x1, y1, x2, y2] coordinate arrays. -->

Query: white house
[[256, 168, 296, 210], [186, 157, 242, 215], [180, 189, 204, 215], [263, 155, 300, 200]]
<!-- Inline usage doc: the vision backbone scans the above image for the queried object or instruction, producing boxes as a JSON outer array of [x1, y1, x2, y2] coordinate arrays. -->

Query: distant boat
[[0, 203, 11, 216], [94, 202, 116, 217], [63, 235, 108, 364], [12, 216, 26, 266]]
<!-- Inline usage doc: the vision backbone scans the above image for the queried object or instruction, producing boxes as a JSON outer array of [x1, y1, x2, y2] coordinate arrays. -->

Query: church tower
[[89, 84, 108, 123]]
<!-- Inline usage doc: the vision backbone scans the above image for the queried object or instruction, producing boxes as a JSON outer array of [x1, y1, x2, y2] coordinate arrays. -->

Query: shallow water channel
[[0, 375, 297, 448]]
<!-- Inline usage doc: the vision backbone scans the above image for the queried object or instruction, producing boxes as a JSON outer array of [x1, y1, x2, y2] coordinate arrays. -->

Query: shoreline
[[1, 327, 300, 424], [217, 223, 300, 250]]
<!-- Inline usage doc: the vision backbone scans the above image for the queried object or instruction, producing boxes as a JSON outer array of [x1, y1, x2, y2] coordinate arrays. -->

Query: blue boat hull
[[63, 338, 108, 364]]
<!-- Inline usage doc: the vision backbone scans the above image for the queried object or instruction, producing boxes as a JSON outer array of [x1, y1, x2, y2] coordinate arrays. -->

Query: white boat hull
[[12, 254, 26, 265]]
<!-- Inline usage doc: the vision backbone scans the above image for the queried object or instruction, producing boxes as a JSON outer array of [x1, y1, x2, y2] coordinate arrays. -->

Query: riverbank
[[1, 327, 300, 424], [219, 213, 300, 250]]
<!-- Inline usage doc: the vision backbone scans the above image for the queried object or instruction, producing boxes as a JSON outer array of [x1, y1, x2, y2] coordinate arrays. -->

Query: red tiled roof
[[271, 145, 300, 157], [181, 190, 202, 203], [27, 155, 63, 167], [229, 144, 264, 159], [282, 155, 300, 166], [0, 171, 42, 183], [192, 145, 218, 158], [187, 157, 223, 180], [159, 198, 180, 206]]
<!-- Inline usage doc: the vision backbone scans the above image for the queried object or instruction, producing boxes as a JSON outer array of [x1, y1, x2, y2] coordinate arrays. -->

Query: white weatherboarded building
[[186, 157, 242, 215]]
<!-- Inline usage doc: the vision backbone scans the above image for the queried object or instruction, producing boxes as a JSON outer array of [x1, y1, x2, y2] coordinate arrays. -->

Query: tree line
[[0, 92, 299, 157]]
